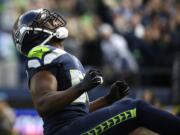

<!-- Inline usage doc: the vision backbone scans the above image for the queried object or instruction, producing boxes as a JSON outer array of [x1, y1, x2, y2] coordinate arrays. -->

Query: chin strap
[[18, 26, 69, 45]]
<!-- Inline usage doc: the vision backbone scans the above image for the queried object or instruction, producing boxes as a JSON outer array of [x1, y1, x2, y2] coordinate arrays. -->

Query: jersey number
[[70, 69, 89, 104]]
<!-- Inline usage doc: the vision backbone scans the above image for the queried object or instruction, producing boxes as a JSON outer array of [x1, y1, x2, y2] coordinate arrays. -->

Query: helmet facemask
[[33, 9, 67, 31]]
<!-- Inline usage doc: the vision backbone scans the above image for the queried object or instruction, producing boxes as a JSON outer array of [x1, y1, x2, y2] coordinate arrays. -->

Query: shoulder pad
[[27, 45, 66, 69], [28, 45, 51, 59]]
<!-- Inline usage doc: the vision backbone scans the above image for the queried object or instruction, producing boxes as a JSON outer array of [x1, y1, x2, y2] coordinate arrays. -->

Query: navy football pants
[[54, 99, 180, 135]]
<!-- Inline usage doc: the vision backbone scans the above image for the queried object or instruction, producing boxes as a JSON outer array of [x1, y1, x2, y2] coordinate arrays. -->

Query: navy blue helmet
[[12, 9, 68, 55]]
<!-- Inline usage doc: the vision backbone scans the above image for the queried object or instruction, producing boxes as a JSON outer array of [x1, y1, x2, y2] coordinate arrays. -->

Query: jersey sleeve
[[26, 45, 66, 80]]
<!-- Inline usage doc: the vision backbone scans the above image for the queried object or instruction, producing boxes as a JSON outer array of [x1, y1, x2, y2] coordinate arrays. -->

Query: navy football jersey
[[25, 45, 89, 133]]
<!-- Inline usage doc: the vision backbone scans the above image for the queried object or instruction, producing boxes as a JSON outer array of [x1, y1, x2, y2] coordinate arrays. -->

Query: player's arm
[[89, 81, 129, 112], [30, 70, 102, 116]]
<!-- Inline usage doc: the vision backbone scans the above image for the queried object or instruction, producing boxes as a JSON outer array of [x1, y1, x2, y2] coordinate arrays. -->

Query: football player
[[12, 9, 180, 135]]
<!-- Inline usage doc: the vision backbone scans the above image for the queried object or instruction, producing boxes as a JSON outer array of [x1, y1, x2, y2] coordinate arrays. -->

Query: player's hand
[[80, 69, 103, 92], [105, 81, 129, 104]]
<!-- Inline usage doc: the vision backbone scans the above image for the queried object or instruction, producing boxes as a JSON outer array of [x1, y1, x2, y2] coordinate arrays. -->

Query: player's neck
[[52, 42, 64, 50]]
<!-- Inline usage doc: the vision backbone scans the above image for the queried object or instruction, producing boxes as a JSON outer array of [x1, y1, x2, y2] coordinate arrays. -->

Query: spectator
[[0, 30, 18, 87], [98, 23, 139, 83], [80, 15, 103, 68], [0, 101, 15, 135]]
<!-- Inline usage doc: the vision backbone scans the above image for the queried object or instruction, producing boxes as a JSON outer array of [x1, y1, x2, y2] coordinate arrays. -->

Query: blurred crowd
[[0, 1, 179, 134], [0, 0, 179, 88]]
